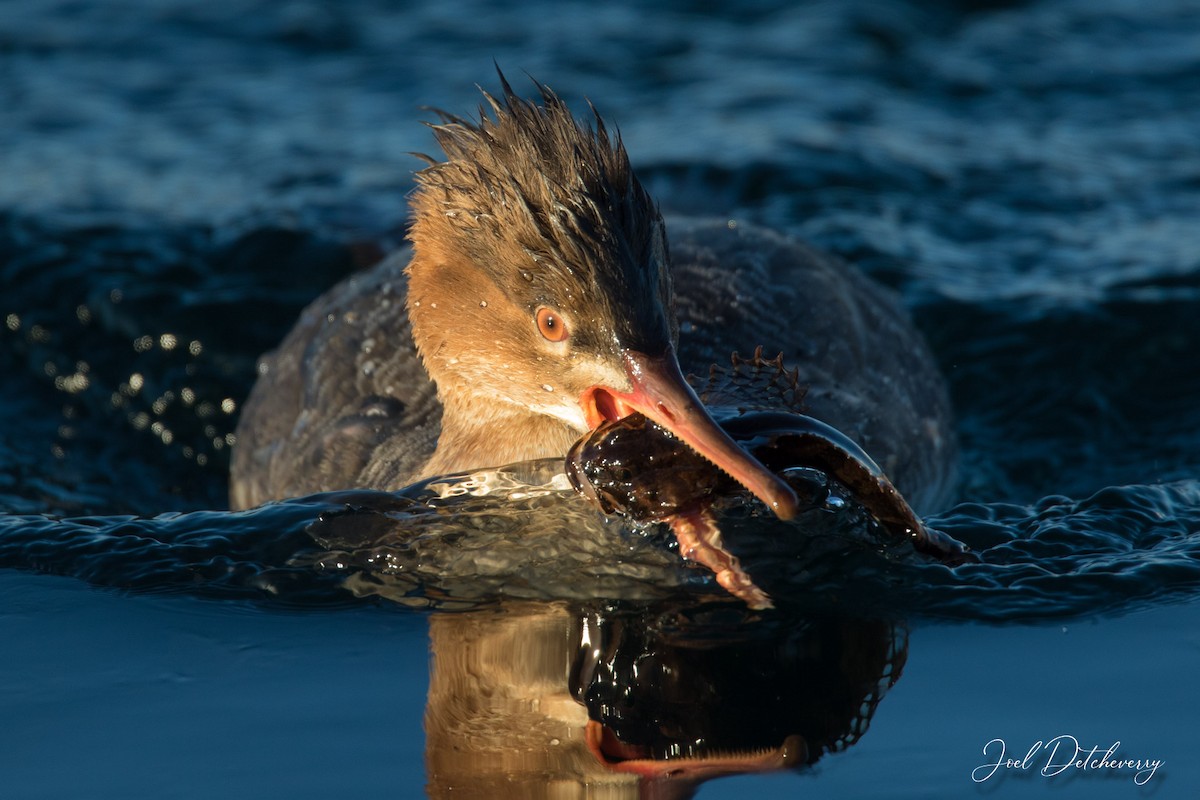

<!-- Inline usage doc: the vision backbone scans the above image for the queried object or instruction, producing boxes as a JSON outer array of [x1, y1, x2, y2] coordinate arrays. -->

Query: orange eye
[[536, 307, 569, 342]]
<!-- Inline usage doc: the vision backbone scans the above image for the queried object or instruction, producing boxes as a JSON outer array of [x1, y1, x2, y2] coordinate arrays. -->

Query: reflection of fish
[[567, 353, 974, 608], [229, 75, 954, 537], [572, 606, 907, 780]]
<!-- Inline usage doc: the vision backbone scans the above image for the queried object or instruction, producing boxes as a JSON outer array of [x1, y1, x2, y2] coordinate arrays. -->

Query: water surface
[[2, 0, 1198, 796]]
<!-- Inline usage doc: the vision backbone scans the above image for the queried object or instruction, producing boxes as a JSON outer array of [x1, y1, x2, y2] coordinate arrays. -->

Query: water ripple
[[2, 468, 1197, 622]]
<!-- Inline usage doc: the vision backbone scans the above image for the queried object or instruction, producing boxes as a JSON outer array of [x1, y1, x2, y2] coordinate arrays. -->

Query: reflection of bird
[[229, 76, 953, 516], [422, 602, 906, 794]]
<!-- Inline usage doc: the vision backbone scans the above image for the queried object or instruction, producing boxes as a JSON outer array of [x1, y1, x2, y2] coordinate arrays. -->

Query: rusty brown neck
[[405, 210, 599, 479], [418, 392, 581, 480]]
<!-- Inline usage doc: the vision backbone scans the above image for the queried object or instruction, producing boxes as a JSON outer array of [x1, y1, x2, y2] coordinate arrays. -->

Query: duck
[[229, 75, 955, 519]]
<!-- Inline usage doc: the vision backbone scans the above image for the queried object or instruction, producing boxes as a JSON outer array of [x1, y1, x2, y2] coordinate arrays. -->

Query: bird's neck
[[418, 392, 582, 480]]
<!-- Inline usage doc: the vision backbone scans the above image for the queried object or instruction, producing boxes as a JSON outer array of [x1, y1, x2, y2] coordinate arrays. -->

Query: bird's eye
[[536, 307, 569, 342]]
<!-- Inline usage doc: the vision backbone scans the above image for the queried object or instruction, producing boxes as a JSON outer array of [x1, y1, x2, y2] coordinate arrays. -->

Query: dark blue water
[[2, 0, 1199, 797]]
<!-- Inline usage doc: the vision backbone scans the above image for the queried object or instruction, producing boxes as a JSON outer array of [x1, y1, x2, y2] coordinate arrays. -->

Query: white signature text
[[972, 735, 1162, 786]]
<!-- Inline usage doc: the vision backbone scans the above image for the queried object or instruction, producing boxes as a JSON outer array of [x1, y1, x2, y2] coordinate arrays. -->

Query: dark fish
[[565, 354, 974, 607], [569, 410, 972, 556]]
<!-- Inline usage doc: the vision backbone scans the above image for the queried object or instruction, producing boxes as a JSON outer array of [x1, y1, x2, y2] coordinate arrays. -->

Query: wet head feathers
[[408, 76, 675, 356]]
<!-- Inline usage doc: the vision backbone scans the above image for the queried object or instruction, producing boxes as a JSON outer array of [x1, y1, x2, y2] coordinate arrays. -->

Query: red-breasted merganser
[[229, 77, 954, 516]]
